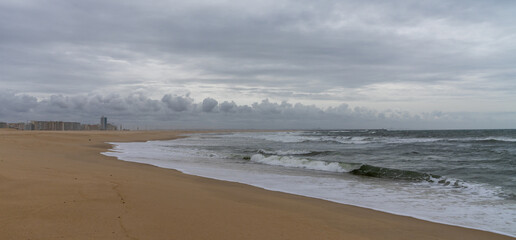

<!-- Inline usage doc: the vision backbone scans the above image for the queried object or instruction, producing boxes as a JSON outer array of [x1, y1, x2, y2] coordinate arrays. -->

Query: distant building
[[100, 116, 107, 130], [30, 121, 82, 131], [31, 121, 62, 130], [81, 124, 100, 131], [24, 123, 34, 130], [1, 118, 120, 131], [8, 122, 25, 130], [64, 122, 81, 130], [106, 123, 118, 131]]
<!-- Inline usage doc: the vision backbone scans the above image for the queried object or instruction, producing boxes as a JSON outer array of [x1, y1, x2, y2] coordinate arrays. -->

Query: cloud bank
[[1, 91, 513, 130]]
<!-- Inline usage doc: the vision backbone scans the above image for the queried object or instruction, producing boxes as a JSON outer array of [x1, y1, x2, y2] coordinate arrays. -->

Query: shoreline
[[105, 134, 515, 238], [1, 130, 514, 239]]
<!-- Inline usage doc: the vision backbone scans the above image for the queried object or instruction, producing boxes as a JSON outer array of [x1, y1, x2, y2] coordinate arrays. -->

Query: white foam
[[482, 137, 516, 142], [231, 132, 312, 143], [231, 132, 445, 145], [257, 149, 313, 155], [450, 137, 516, 143], [383, 137, 442, 144], [250, 154, 352, 172]]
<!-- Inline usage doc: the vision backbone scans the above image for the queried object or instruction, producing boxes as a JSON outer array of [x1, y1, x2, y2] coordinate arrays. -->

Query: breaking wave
[[462, 137, 516, 143], [257, 149, 331, 156], [249, 154, 358, 173], [350, 164, 441, 182], [248, 154, 469, 187]]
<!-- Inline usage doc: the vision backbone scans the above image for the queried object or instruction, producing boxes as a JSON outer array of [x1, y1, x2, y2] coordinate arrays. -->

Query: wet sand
[[0, 129, 513, 239]]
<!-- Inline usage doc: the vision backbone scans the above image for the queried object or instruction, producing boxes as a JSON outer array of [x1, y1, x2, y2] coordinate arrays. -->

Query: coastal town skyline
[[0, 116, 119, 131]]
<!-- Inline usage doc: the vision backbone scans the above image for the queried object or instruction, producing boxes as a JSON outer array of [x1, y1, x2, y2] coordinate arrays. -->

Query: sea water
[[103, 129, 516, 236]]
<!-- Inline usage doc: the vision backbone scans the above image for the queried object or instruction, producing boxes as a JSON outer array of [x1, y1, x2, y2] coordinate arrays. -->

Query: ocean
[[103, 129, 516, 237]]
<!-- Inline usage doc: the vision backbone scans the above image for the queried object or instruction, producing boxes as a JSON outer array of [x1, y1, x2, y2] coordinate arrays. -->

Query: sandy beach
[[0, 129, 513, 240]]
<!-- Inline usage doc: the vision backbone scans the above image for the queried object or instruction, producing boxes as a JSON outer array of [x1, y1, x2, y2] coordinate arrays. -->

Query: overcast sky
[[1, 0, 515, 129]]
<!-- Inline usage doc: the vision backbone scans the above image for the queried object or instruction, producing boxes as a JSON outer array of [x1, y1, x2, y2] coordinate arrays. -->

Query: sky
[[1, 0, 515, 129]]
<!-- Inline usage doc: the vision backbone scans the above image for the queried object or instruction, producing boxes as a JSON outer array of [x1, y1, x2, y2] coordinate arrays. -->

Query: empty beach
[[0, 129, 513, 240]]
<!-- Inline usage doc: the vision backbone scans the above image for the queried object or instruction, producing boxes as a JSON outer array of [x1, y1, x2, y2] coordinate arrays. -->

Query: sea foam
[[250, 154, 354, 172]]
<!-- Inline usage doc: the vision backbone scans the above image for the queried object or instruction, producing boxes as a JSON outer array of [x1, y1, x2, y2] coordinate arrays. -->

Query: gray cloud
[[0, 0, 515, 128], [162, 94, 193, 112], [0, 90, 513, 130], [0, 91, 38, 114], [219, 101, 238, 113], [201, 97, 218, 112]]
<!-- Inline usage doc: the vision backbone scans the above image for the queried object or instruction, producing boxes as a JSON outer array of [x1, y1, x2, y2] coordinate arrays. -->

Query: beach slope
[[0, 130, 513, 239]]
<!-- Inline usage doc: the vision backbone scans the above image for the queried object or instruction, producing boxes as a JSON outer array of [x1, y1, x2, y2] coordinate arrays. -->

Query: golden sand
[[0, 129, 513, 239]]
